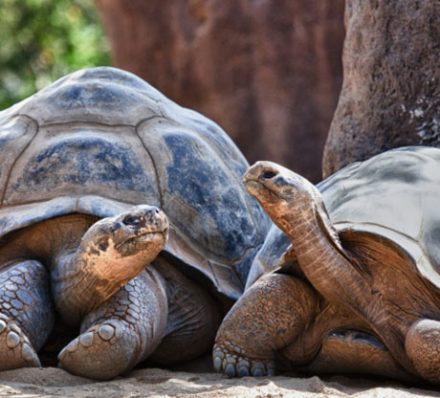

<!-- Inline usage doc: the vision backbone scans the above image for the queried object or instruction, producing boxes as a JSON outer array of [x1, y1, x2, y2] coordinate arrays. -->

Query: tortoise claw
[[58, 319, 138, 380], [213, 343, 276, 377], [0, 314, 40, 370]]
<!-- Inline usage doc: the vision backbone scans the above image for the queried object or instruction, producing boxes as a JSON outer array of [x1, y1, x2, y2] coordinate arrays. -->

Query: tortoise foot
[[0, 314, 40, 370], [58, 320, 139, 380], [406, 319, 440, 383], [213, 343, 275, 377]]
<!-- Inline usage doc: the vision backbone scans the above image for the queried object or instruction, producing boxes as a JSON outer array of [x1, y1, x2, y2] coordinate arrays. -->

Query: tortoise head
[[243, 161, 320, 222], [82, 205, 169, 263]]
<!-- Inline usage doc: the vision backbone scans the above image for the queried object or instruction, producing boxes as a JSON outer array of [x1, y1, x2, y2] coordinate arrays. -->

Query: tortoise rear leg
[[58, 267, 168, 380], [301, 330, 412, 380], [214, 273, 320, 377], [405, 319, 440, 383], [0, 260, 54, 370]]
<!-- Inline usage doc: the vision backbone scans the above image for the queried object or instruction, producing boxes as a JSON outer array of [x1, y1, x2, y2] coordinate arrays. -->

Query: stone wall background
[[323, 0, 440, 177]]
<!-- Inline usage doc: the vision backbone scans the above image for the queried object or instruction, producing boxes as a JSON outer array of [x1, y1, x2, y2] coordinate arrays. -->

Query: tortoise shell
[[0, 67, 270, 300], [247, 146, 440, 290]]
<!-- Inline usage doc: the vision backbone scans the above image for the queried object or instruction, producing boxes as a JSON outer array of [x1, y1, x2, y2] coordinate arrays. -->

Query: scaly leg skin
[[0, 260, 54, 370], [51, 205, 168, 326], [406, 319, 440, 383], [214, 273, 319, 377], [149, 258, 222, 364], [58, 267, 168, 380]]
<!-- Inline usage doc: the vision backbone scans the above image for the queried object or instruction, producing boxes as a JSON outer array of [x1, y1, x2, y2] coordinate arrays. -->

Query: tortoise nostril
[[146, 208, 160, 219], [261, 170, 277, 180]]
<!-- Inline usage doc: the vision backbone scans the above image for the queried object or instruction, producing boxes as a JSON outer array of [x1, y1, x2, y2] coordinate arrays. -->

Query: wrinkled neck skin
[[52, 246, 147, 325], [267, 199, 372, 312]]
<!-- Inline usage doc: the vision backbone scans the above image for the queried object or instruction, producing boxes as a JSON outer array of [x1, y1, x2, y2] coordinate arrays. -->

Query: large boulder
[[323, 0, 440, 178]]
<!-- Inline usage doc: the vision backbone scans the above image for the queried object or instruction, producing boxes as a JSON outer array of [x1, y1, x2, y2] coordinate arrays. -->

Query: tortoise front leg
[[0, 260, 54, 370], [214, 273, 320, 377], [58, 267, 168, 380]]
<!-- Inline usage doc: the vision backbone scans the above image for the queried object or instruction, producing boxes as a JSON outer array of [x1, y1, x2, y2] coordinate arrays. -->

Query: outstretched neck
[[281, 203, 373, 314], [280, 202, 418, 373]]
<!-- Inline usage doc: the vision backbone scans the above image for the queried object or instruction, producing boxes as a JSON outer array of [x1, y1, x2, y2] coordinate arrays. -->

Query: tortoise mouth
[[244, 178, 284, 202], [116, 228, 168, 251]]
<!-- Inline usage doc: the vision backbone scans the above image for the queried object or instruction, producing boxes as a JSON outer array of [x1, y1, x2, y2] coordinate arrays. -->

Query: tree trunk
[[323, 0, 440, 178], [96, 0, 344, 182]]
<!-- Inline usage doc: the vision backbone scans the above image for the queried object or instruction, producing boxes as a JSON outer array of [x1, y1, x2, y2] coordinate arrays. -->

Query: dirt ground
[[0, 365, 438, 398]]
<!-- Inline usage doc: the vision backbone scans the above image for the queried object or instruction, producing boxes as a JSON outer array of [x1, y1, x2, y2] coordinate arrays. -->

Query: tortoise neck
[[270, 198, 419, 374], [282, 202, 419, 373], [281, 203, 373, 313]]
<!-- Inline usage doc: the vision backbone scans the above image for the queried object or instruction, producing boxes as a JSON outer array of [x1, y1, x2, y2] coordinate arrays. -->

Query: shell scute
[[14, 138, 148, 194], [4, 124, 160, 208], [161, 132, 256, 263]]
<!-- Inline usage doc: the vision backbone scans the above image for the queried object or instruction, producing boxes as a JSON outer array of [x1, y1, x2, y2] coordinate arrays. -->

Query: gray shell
[[0, 67, 270, 300], [247, 146, 440, 290]]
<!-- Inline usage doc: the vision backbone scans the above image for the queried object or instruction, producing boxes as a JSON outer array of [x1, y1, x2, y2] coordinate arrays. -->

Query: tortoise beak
[[244, 161, 274, 182], [242, 164, 262, 196], [243, 161, 282, 192]]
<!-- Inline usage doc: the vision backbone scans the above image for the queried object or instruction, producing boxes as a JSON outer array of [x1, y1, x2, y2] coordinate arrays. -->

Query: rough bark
[[323, 0, 440, 178], [96, 0, 344, 182]]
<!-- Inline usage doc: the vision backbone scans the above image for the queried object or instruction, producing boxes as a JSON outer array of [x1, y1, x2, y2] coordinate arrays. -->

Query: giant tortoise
[[214, 146, 440, 383], [0, 67, 270, 379]]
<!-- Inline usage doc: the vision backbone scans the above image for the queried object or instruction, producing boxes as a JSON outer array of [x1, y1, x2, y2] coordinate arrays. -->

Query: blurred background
[[0, 0, 109, 108], [0, 0, 345, 182]]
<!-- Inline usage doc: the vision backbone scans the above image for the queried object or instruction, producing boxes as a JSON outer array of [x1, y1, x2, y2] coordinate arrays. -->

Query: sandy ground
[[0, 365, 438, 398]]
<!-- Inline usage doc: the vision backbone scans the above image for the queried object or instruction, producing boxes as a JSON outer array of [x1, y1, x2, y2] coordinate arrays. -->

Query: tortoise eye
[[97, 239, 109, 251], [261, 170, 277, 180], [122, 215, 140, 226]]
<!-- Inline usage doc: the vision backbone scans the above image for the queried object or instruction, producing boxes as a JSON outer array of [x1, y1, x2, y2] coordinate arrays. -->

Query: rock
[[96, 0, 345, 182], [323, 0, 440, 178]]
